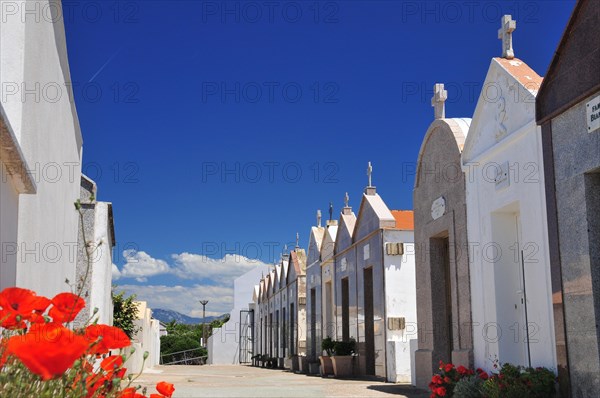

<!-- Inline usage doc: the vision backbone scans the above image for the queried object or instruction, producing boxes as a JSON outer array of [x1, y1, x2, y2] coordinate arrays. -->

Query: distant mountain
[[152, 308, 224, 325]]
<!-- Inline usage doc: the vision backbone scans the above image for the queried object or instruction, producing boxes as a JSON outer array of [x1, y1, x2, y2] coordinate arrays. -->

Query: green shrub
[[453, 375, 484, 398], [321, 336, 335, 356], [333, 338, 356, 356], [481, 363, 556, 398]]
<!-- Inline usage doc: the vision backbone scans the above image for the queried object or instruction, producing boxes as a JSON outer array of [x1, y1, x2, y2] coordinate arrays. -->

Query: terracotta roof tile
[[390, 210, 414, 230], [494, 57, 543, 92]]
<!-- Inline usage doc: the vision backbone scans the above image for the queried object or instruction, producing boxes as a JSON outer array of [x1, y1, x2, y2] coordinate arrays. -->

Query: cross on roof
[[344, 192, 349, 208], [296, 232, 299, 248], [367, 162, 373, 187], [317, 209, 322, 227], [431, 83, 447, 120], [498, 15, 516, 59]]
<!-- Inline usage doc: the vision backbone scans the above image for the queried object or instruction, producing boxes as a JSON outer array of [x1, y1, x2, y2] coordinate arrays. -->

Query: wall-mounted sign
[[587, 95, 600, 133], [431, 196, 446, 220]]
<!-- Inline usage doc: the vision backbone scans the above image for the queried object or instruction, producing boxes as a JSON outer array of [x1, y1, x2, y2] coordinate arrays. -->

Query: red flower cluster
[[0, 287, 175, 398], [120, 381, 175, 398], [429, 360, 479, 398]]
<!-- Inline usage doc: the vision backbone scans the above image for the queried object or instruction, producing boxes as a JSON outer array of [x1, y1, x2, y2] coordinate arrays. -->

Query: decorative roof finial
[[498, 15, 516, 59], [329, 202, 333, 221], [344, 192, 349, 208], [432, 83, 447, 119], [367, 162, 373, 187], [296, 232, 299, 249], [317, 209, 322, 227]]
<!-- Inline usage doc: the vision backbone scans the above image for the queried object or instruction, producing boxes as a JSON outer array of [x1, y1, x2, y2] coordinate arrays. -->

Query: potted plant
[[298, 355, 309, 374], [319, 336, 335, 376], [291, 354, 300, 372], [284, 354, 293, 370], [331, 338, 356, 378], [260, 354, 269, 368]]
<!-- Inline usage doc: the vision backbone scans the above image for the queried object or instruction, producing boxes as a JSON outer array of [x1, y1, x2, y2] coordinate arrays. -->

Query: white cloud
[[171, 253, 265, 284], [120, 249, 171, 282], [112, 263, 121, 280], [116, 250, 268, 286], [115, 284, 234, 317]]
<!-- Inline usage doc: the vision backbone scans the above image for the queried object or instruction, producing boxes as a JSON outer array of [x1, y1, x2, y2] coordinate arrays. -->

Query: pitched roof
[[390, 210, 414, 230], [494, 57, 543, 93]]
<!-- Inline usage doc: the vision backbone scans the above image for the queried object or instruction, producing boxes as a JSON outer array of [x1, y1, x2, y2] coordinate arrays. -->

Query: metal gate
[[239, 309, 254, 364]]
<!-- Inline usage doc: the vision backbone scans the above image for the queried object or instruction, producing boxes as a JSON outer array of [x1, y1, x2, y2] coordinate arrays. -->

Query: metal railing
[[160, 348, 208, 365]]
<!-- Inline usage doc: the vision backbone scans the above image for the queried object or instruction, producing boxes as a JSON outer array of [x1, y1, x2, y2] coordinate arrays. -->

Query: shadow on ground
[[367, 385, 430, 397]]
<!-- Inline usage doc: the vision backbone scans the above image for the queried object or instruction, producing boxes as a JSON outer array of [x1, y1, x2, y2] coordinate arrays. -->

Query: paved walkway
[[136, 365, 430, 398]]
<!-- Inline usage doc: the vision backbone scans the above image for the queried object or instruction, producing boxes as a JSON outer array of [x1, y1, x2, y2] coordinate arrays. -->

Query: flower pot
[[298, 356, 309, 373], [319, 355, 334, 376], [331, 355, 354, 378], [308, 362, 321, 375], [284, 357, 292, 369], [291, 355, 300, 372]]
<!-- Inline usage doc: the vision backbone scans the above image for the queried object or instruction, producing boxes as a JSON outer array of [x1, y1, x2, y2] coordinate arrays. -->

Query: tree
[[112, 287, 140, 339]]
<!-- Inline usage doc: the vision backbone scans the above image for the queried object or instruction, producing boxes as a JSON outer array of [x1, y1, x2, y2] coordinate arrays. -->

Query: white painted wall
[[384, 230, 418, 384], [0, 0, 83, 297], [208, 263, 270, 364], [125, 301, 161, 373], [0, 161, 20, 290], [89, 202, 114, 325], [463, 59, 556, 372]]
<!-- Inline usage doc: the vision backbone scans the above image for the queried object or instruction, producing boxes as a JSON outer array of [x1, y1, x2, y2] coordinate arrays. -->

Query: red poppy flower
[[49, 293, 85, 323], [101, 355, 126, 379], [0, 287, 39, 328], [119, 387, 146, 398], [444, 363, 453, 373], [85, 324, 130, 354], [156, 381, 175, 397], [6, 322, 89, 380], [32, 295, 51, 312], [149, 395, 165, 398]]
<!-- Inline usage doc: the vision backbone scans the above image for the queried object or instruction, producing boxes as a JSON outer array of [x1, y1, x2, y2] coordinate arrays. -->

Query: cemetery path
[[136, 365, 430, 398]]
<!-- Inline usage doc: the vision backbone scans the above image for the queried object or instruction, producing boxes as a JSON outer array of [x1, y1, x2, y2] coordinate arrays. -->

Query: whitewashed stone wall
[[0, 0, 83, 297]]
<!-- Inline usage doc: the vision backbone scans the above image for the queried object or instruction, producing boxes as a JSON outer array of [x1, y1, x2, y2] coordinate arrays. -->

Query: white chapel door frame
[[491, 207, 528, 367], [514, 214, 532, 368]]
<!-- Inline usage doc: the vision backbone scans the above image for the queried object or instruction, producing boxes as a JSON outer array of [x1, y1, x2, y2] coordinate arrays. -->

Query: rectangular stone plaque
[[341, 257, 347, 271], [363, 244, 370, 260], [387, 317, 406, 330], [587, 94, 600, 133]]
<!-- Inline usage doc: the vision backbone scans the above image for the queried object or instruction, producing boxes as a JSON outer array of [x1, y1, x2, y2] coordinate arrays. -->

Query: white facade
[[383, 229, 418, 383], [208, 262, 270, 364], [0, 0, 83, 297], [462, 57, 556, 371], [125, 301, 161, 373], [88, 202, 115, 325]]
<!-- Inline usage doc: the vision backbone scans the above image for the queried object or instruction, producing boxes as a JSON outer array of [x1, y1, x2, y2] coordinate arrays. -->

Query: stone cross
[[431, 83, 447, 119], [317, 209, 322, 227], [367, 162, 373, 187], [344, 192, 349, 208], [498, 15, 516, 59], [296, 232, 299, 248]]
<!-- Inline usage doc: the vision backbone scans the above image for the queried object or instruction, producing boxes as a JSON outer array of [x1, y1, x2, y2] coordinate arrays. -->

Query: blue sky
[[63, 0, 575, 316]]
